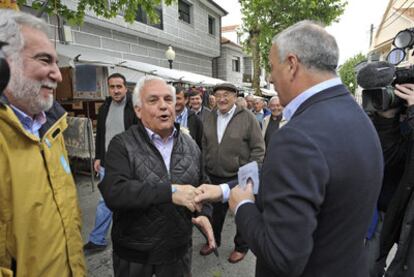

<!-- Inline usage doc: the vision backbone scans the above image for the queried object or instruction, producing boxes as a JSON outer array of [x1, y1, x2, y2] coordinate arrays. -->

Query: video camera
[[357, 28, 414, 112], [0, 41, 10, 96]]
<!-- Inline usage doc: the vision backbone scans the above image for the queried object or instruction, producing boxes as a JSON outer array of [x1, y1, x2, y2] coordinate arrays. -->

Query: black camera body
[[358, 28, 414, 112], [361, 65, 414, 112]]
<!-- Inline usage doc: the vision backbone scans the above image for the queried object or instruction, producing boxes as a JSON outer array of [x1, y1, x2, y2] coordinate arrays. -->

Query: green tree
[[17, 0, 175, 25], [338, 53, 366, 95], [240, 0, 347, 95]]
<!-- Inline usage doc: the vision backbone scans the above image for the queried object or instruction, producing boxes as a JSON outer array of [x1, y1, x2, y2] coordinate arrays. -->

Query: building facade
[[24, 0, 226, 77]]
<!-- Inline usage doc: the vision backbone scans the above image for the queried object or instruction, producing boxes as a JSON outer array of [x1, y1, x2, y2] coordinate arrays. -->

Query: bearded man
[[0, 10, 85, 276]]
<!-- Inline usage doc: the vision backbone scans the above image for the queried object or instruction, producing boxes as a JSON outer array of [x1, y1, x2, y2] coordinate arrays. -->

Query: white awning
[[108, 66, 146, 83], [260, 88, 277, 97], [56, 44, 226, 86]]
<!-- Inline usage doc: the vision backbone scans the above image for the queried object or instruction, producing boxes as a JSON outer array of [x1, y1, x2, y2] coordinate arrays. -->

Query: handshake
[[171, 184, 225, 213], [172, 182, 255, 214], [171, 182, 255, 252]]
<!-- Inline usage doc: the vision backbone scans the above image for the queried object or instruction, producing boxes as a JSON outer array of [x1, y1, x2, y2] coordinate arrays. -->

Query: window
[[232, 57, 240, 72], [208, 16, 215, 35], [135, 5, 163, 29], [178, 0, 191, 24]]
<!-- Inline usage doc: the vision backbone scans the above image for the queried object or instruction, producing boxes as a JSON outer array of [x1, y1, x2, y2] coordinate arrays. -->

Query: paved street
[[76, 175, 399, 277], [76, 175, 256, 277]]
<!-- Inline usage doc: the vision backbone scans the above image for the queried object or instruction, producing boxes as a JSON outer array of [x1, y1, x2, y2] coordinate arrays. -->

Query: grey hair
[[269, 96, 280, 104], [0, 9, 49, 61], [254, 96, 264, 103], [272, 20, 339, 73], [133, 75, 176, 107]]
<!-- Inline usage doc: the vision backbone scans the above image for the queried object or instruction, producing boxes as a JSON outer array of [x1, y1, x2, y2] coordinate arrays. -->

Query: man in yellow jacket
[[0, 10, 85, 276]]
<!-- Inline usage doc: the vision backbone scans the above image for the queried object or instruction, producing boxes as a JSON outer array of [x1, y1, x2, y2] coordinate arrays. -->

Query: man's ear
[[134, 106, 142, 119], [286, 54, 300, 80]]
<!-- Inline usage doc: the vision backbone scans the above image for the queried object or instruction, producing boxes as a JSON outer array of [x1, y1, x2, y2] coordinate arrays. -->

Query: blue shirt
[[145, 127, 176, 173], [283, 77, 342, 121], [10, 104, 47, 138], [176, 107, 189, 129]]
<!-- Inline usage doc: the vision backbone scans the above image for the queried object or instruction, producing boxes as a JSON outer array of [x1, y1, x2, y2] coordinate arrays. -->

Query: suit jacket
[[261, 114, 286, 137], [235, 85, 383, 277], [187, 110, 203, 149], [195, 106, 211, 123]]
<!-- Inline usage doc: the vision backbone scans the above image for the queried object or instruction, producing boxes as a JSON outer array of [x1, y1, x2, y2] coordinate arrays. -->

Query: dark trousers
[[209, 174, 249, 253], [113, 247, 192, 277]]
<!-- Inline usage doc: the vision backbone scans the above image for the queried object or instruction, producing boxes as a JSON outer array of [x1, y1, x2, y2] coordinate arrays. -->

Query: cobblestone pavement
[[76, 176, 256, 277]]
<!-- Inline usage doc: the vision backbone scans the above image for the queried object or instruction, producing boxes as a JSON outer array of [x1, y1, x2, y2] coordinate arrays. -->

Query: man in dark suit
[[188, 88, 211, 123], [196, 20, 383, 277], [174, 85, 203, 149]]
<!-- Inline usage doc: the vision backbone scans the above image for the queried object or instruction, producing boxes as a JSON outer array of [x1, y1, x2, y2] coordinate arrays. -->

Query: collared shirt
[[254, 109, 265, 124], [217, 104, 236, 143], [10, 104, 47, 138], [194, 107, 202, 115], [283, 77, 342, 121], [176, 107, 189, 128], [145, 127, 177, 173]]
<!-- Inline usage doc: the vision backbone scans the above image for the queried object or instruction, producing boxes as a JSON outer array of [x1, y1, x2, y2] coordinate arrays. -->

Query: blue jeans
[[88, 167, 112, 246]]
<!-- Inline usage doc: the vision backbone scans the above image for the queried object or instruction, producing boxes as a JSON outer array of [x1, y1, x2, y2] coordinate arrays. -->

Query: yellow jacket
[[0, 102, 85, 276]]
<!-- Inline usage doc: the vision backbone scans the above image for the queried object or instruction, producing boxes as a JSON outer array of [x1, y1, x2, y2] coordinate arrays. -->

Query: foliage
[[338, 53, 366, 95], [17, 0, 175, 25], [239, 0, 347, 94]]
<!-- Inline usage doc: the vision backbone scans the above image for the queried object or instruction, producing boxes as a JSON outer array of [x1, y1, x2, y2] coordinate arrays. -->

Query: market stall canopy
[[260, 87, 277, 97], [57, 44, 226, 86]]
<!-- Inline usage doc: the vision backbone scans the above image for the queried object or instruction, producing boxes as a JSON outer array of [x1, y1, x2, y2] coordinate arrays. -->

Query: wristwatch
[[171, 185, 177, 193]]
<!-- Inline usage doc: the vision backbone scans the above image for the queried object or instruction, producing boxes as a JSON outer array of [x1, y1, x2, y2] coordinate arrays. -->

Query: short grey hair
[[133, 75, 176, 107], [272, 20, 338, 73], [269, 96, 280, 104], [254, 97, 264, 103], [0, 10, 49, 61]]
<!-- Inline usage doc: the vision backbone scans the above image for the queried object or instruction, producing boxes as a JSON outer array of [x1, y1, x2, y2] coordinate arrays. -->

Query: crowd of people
[[2, 8, 414, 277]]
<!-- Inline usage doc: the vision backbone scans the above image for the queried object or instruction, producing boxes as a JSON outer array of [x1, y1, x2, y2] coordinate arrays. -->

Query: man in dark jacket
[[189, 88, 211, 123], [214, 20, 382, 277], [83, 73, 138, 253], [371, 83, 414, 277], [174, 85, 203, 149], [99, 76, 215, 277]]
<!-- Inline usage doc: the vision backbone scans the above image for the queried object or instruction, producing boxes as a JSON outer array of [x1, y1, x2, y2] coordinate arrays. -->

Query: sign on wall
[[73, 64, 107, 99]]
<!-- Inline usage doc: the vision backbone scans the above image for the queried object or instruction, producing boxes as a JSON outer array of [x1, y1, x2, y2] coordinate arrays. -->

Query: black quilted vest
[[110, 122, 203, 264]]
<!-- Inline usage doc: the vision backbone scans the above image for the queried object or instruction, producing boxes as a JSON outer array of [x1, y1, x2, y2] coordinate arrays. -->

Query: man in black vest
[[99, 76, 214, 277]]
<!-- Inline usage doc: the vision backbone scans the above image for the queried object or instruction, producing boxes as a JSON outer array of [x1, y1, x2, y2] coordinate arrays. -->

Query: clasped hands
[[171, 182, 255, 214], [171, 184, 217, 250], [171, 183, 255, 251]]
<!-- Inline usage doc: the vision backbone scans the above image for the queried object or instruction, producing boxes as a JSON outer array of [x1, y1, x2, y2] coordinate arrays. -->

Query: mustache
[[41, 81, 58, 89]]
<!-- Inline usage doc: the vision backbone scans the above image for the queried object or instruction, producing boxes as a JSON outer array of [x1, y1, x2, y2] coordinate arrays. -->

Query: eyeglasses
[[214, 92, 234, 99]]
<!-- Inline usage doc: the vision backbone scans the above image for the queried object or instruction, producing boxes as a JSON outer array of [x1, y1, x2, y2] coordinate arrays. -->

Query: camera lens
[[394, 29, 414, 48], [387, 48, 406, 65]]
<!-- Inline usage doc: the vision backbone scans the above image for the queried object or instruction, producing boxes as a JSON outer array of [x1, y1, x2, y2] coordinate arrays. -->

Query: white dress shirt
[[216, 104, 237, 143]]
